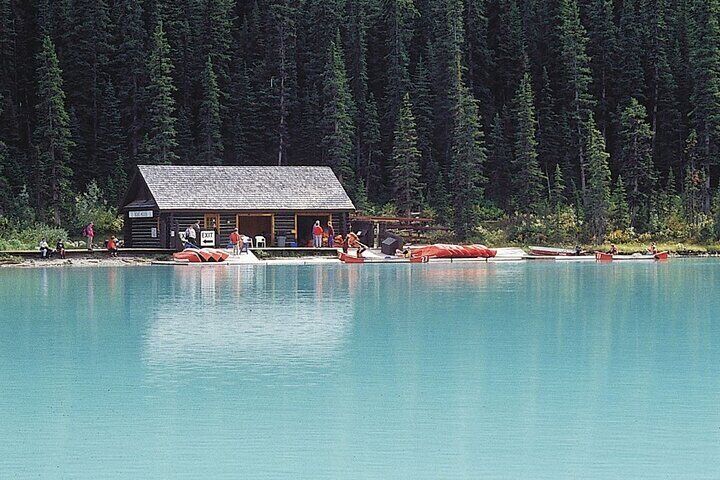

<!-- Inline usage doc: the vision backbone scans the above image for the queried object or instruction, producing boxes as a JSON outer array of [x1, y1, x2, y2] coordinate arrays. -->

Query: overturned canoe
[[173, 248, 230, 263], [529, 246, 576, 256], [410, 244, 497, 260]]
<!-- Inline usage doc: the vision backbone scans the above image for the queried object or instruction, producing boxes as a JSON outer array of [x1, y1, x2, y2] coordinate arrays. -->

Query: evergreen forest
[[3, 0, 720, 246]]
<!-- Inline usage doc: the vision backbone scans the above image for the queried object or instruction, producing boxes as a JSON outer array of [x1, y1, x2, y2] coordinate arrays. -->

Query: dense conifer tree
[[509, 72, 545, 213], [618, 98, 655, 227], [97, 81, 127, 202], [34, 36, 74, 225], [584, 116, 612, 240], [391, 93, 424, 215], [197, 57, 223, 165], [608, 175, 631, 231], [143, 22, 179, 165], [558, 0, 594, 192], [688, 0, 720, 211], [485, 112, 511, 207], [115, 0, 148, 162], [450, 80, 486, 239], [321, 36, 356, 194]]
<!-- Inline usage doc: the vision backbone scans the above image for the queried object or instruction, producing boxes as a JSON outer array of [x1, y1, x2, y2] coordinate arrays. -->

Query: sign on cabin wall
[[129, 210, 153, 218], [200, 230, 215, 247]]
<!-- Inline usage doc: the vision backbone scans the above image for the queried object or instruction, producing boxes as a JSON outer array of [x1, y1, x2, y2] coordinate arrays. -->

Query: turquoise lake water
[[0, 261, 719, 479]]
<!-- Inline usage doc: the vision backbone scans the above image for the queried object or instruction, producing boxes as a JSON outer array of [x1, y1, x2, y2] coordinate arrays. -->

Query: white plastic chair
[[255, 236, 267, 248]]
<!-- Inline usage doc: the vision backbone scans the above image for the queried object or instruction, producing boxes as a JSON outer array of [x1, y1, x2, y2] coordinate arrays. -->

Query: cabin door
[[296, 214, 330, 247], [236, 214, 274, 246], [203, 213, 220, 246]]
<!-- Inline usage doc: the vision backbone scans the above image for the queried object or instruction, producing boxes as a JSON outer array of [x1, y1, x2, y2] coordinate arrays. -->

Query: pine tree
[[465, 0, 495, 125], [536, 67, 563, 181], [97, 81, 127, 202], [0, 96, 9, 216], [361, 92, 383, 200], [485, 112, 512, 207], [558, 0, 595, 193], [643, 0, 682, 175], [450, 80, 487, 239], [552, 163, 567, 208], [63, 0, 113, 183], [430, 0, 465, 169], [267, 0, 298, 166], [382, 0, 418, 134], [608, 175, 631, 231], [391, 93, 424, 215], [411, 55, 436, 182], [509, 72, 545, 212], [616, 0, 646, 105], [33, 35, 74, 225], [494, 0, 527, 107], [143, 21, 178, 165], [197, 56, 223, 165], [321, 35, 356, 194], [584, 0, 618, 139], [115, 0, 148, 161], [583, 116, 612, 241], [618, 98, 655, 228], [688, 0, 720, 211]]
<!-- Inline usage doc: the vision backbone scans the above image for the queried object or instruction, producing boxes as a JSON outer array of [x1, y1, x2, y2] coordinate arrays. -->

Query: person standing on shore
[[82, 222, 94, 251], [312, 220, 323, 248], [230, 228, 241, 255], [326, 221, 335, 248]]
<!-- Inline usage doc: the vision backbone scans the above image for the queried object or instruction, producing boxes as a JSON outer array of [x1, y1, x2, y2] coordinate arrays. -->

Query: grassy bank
[[587, 242, 720, 256]]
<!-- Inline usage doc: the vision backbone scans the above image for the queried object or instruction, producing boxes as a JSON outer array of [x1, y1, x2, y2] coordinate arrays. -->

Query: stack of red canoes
[[173, 248, 230, 263], [410, 244, 497, 260]]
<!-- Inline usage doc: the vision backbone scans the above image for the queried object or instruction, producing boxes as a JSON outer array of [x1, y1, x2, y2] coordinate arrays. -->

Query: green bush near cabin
[[0, 217, 69, 250]]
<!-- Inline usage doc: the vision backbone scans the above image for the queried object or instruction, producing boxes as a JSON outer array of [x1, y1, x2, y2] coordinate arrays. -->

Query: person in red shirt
[[107, 236, 119, 257], [229, 228, 241, 255], [312, 221, 324, 248]]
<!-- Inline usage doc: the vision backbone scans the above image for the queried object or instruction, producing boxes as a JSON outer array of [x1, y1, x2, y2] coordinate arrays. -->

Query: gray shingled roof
[[136, 165, 355, 211]]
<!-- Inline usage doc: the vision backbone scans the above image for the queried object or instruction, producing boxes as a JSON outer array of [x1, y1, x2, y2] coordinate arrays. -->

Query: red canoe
[[595, 251, 670, 262], [339, 252, 427, 264], [173, 248, 230, 263]]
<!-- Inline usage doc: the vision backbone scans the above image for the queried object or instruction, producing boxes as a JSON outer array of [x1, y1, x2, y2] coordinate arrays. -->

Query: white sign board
[[200, 230, 215, 247], [129, 210, 153, 218], [151, 227, 158, 238]]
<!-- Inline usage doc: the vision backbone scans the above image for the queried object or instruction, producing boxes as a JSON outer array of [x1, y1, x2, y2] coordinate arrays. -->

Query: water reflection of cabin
[[120, 165, 355, 248]]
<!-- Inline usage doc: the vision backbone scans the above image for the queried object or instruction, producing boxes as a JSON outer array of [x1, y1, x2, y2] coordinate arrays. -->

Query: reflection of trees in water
[[143, 265, 354, 373]]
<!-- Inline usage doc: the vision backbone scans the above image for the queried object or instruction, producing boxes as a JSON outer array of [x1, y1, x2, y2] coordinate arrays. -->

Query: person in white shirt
[[39, 238, 50, 259], [184, 225, 197, 247]]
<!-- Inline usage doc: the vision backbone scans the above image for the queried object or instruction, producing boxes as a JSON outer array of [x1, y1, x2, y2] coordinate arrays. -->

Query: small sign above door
[[129, 210, 153, 218]]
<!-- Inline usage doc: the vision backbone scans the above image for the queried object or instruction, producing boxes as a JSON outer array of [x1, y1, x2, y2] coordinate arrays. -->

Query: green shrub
[[73, 181, 123, 234], [0, 219, 69, 250]]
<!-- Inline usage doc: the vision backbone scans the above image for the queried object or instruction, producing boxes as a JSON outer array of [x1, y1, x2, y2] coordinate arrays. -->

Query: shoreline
[[2, 248, 720, 269]]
